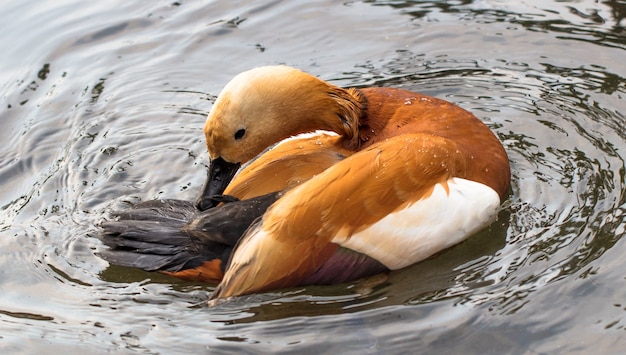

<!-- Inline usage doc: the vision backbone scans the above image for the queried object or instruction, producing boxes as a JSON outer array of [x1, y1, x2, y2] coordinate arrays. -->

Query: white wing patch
[[331, 178, 501, 270]]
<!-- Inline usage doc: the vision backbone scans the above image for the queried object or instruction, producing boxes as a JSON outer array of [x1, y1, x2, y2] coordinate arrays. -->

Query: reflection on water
[[1, 0, 625, 353]]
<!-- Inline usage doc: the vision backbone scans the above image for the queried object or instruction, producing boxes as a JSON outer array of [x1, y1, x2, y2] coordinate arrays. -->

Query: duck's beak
[[196, 157, 240, 210]]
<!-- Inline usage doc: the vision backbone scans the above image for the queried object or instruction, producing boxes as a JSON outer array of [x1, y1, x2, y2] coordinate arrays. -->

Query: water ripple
[[1, 0, 626, 353]]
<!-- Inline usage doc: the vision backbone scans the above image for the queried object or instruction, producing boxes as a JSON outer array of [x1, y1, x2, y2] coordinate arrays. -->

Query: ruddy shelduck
[[101, 65, 510, 301]]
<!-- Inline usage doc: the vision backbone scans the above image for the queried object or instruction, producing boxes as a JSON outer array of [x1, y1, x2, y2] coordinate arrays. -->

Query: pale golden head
[[204, 65, 360, 164]]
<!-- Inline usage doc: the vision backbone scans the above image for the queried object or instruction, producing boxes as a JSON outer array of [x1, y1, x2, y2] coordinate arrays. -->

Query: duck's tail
[[99, 192, 282, 283]]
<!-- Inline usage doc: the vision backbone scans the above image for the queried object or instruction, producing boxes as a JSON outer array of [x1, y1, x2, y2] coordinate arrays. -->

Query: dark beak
[[196, 157, 240, 210]]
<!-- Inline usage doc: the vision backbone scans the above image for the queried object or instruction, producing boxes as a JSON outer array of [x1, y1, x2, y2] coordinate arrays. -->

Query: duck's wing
[[210, 134, 502, 299], [99, 192, 281, 283], [223, 133, 351, 199], [182, 191, 283, 246]]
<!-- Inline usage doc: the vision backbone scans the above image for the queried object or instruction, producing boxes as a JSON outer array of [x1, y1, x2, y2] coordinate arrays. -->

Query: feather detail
[[264, 133, 464, 242], [210, 225, 339, 299], [224, 133, 351, 199]]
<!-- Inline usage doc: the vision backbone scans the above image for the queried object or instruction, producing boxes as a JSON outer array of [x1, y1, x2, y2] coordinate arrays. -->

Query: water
[[1, 0, 625, 353]]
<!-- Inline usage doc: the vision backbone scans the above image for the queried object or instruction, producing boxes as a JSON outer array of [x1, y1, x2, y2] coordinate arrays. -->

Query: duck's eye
[[234, 128, 246, 140]]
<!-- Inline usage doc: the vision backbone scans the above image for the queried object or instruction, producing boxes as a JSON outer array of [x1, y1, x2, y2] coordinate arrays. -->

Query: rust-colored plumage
[[223, 133, 351, 199], [162, 259, 224, 283]]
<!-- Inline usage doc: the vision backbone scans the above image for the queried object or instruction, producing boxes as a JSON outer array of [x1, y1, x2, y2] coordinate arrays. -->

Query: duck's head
[[199, 66, 364, 208]]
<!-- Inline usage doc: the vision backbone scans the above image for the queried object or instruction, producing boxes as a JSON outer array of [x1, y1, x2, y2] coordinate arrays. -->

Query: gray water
[[1, 0, 625, 353]]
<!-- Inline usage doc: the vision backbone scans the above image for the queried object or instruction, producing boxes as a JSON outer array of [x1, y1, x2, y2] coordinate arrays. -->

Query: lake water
[[1, 0, 625, 353]]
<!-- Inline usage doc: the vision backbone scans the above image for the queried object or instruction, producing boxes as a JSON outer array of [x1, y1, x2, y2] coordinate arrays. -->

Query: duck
[[101, 65, 510, 300]]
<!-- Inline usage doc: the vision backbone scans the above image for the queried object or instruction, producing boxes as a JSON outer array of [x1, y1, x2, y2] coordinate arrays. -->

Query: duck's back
[[359, 87, 510, 198]]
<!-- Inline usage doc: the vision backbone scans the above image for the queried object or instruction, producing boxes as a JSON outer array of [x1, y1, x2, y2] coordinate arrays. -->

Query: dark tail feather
[[98, 192, 283, 283], [102, 220, 191, 247], [100, 217, 225, 274]]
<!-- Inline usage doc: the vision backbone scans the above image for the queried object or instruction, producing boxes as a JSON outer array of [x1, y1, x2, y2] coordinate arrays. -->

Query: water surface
[[1, 0, 625, 353]]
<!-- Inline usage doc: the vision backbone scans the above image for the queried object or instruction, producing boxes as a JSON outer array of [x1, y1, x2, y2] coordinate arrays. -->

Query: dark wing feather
[[183, 191, 283, 246], [99, 192, 282, 278]]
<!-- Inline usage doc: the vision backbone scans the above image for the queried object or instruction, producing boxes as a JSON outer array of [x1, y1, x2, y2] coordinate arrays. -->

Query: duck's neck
[[264, 79, 367, 153], [321, 86, 368, 151]]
